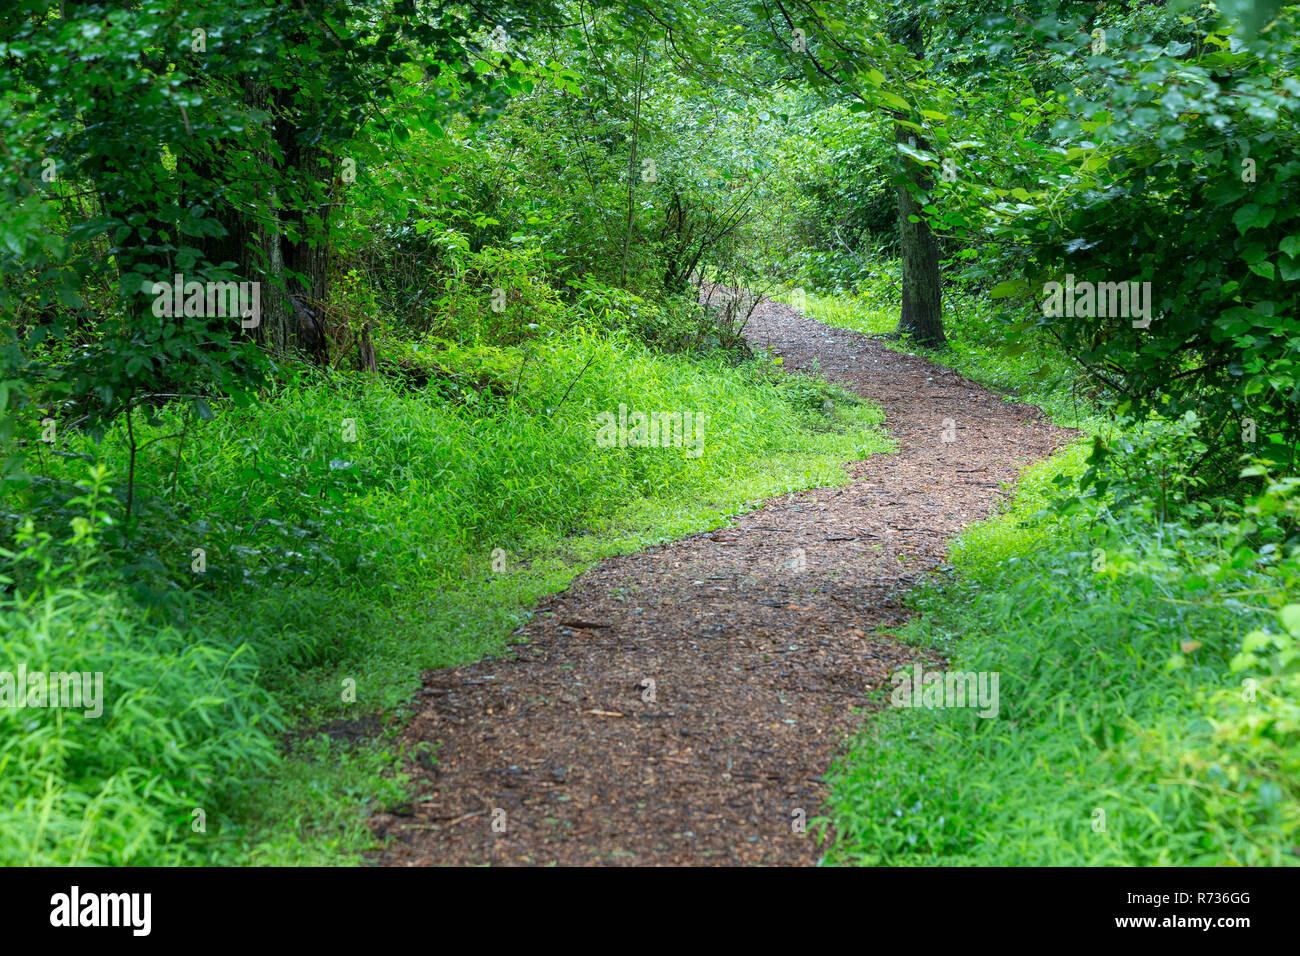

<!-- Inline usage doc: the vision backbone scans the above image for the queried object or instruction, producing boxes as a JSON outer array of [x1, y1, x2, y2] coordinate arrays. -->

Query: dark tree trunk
[[894, 124, 945, 348], [236, 77, 330, 363], [174, 73, 325, 361], [662, 192, 692, 295], [260, 82, 330, 362], [275, 86, 331, 308], [890, 12, 946, 349]]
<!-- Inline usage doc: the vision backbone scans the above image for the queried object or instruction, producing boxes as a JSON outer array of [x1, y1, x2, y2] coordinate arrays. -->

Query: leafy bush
[[942, 8, 1300, 487]]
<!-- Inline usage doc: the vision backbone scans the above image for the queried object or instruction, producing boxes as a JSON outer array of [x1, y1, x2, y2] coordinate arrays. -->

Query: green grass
[[821, 378, 1300, 867], [0, 509, 281, 865], [787, 273, 1300, 866], [3, 323, 890, 865]]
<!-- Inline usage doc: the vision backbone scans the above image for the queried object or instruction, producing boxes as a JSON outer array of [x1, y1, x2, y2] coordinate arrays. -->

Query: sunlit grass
[[4, 324, 890, 865]]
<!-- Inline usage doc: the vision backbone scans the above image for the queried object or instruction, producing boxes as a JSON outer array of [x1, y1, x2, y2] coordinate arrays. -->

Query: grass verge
[[3, 325, 890, 864], [803, 278, 1300, 866]]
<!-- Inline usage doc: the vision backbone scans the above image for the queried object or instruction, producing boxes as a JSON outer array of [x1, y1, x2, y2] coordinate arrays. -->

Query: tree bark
[[894, 124, 945, 348], [890, 12, 946, 349], [233, 76, 330, 362]]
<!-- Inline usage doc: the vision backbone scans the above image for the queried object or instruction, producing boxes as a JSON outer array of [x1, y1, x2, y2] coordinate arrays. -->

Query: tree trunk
[[894, 124, 945, 348], [274, 85, 331, 310], [890, 12, 946, 349], [239, 76, 330, 362]]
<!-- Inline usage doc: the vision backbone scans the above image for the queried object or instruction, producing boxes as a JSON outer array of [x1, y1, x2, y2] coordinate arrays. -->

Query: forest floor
[[367, 297, 1073, 865]]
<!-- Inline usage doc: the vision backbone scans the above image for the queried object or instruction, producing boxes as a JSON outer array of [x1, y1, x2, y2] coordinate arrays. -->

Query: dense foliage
[[2, 0, 1297, 865]]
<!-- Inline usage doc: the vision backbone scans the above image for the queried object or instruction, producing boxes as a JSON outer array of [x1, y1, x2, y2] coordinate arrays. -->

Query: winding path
[[370, 297, 1072, 865]]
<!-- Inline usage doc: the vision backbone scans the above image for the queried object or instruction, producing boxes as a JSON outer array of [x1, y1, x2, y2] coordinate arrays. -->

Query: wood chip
[[372, 289, 1076, 867]]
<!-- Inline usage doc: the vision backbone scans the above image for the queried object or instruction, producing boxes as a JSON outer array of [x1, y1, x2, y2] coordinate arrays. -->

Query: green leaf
[[989, 280, 1030, 298], [1243, 631, 1275, 655], [1233, 204, 1275, 235], [875, 90, 911, 112]]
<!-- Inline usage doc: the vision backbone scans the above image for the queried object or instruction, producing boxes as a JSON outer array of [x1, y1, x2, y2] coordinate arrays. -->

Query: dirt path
[[369, 298, 1072, 865]]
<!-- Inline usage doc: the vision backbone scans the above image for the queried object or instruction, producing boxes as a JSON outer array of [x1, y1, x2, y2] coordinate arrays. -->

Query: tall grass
[[3, 324, 889, 864], [0, 471, 280, 864], [790, 278, 1299, 866], [824, 420, 1300, 866]]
